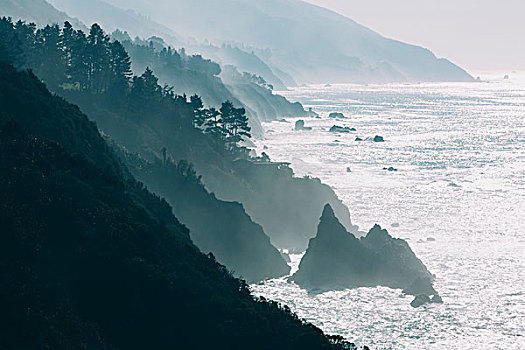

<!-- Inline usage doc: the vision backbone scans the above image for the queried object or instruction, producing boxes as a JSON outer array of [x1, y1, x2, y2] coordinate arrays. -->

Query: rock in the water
[[295, 119, 312, 131], [411, 294, 431, 308], [373, 135, 385, 142], [383, 167, 398, 172], [291, 205, 436, 294], [346, 167, 352, 173], [355, 137, 363, 141], [329, 125, 356, 133], [329, 112, 345, 119]]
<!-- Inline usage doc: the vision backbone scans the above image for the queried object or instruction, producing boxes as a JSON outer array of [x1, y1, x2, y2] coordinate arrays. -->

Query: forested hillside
[[1, 17, 355, 251], [0, 60, 362, 350], [114, 32, 306, 132]]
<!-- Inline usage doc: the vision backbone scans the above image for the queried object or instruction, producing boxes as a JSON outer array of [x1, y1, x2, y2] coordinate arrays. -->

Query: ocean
[[250, 73, 525, 349]]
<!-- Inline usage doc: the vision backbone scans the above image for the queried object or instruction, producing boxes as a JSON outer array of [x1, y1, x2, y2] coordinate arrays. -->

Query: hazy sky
[[304, 0, 525, 72]]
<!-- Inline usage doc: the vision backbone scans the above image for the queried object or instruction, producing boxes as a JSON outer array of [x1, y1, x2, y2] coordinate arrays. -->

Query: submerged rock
[[295, 119, 312, 131], [291, 205, 436, 295], [329, 112, 345, 119], [383, 167, 398, 172], [355, 137, 363, 141], [373, 135, 385, 142]]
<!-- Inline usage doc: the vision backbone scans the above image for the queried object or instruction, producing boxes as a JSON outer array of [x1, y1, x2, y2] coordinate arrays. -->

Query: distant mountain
[[47, 0, 182, 44], [117, 35, 306, 135], [195, 43, 289, 90], [0, 0, 85, 28], [103, 0, 474, 84], [45, 0, 293, 88]]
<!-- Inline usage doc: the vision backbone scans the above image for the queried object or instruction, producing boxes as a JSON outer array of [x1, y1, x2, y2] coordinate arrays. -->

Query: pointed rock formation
[[291, 204, 437, 297]]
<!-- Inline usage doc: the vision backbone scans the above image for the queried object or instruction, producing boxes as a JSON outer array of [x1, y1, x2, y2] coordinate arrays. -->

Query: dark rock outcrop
[[373, 135, 385, 142], [291, 205, 436, 295], [410, 292, 443, 308], [329, 112, 345, 119], [329, 125, 356, 133], [295, 119, 312, 131]]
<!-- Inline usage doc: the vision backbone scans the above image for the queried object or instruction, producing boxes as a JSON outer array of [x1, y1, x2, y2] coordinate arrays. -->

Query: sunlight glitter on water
[[250, 73, 525, 349]]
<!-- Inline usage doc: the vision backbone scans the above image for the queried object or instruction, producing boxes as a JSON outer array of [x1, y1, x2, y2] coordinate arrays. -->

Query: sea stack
[[291, 204, 438, 298]]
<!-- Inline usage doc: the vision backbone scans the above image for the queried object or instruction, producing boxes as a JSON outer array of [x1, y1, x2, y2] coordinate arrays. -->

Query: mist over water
[[251, 73, 525, 349]]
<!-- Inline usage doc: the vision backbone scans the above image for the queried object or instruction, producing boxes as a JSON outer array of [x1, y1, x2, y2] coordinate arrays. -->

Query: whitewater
[[251, 73, 525, 349]]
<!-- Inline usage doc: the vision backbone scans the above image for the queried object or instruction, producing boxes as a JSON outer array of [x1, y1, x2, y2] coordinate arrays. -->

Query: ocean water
[[250, 73, 525, 349]]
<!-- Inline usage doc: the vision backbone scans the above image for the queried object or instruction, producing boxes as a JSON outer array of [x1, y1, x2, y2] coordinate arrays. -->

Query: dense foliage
[[1, 17, 252, 153], [114, 31, 306, 127], [0, 62, 362, 350]]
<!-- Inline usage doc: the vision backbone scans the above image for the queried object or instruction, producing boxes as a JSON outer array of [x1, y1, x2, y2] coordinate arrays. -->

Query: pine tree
[[14, 20, 36, 68], [129, 67, 162, 110], [0, 18, 22, 66], [190, 94, 206, 128], [109, 40, 132, 93], [68, 28, 90, 90], [203, 107, 224, 140], [220, 101, 251, 147], [87, 24, 110, 93], [33, 24, 66, 89]]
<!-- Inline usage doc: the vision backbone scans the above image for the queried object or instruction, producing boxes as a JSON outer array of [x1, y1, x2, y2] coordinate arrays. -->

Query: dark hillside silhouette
[[0, 62, 360, 350]]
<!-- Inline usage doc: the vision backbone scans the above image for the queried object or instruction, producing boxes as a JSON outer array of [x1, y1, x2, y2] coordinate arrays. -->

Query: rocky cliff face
[[292, 204, 436, 296]]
